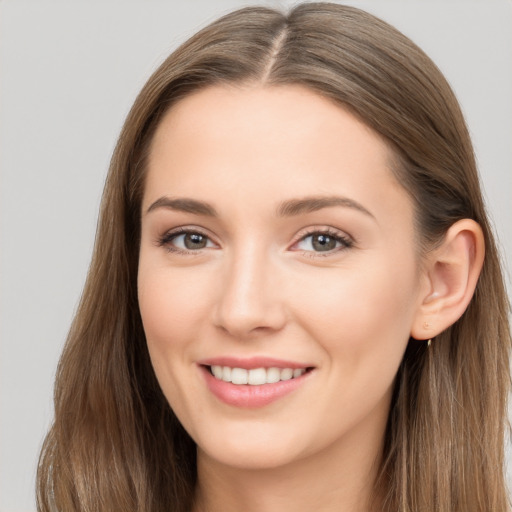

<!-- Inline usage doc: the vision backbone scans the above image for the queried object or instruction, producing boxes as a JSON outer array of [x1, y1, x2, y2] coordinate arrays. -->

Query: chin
[[192, 419, 321, 471], [199, 441, 304, 471]]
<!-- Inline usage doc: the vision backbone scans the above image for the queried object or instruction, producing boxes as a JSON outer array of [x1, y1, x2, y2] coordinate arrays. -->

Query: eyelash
[[293, 228, 354, 256], [156, 227, 354, 256], [156, 227, 213, 255]]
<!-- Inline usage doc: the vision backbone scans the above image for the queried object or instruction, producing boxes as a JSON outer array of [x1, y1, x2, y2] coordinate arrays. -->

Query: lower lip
[[200, 366, 312, 408]]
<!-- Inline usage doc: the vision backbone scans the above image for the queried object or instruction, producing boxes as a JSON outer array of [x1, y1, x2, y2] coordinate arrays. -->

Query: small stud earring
[[427, 339, 432, 347]]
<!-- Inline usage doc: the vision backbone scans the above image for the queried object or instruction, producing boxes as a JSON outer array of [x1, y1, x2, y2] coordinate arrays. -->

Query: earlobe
[[411, 219, 485, 340]]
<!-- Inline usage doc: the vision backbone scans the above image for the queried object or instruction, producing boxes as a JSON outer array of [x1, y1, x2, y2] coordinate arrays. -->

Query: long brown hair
[[37, 4, 511, 511]]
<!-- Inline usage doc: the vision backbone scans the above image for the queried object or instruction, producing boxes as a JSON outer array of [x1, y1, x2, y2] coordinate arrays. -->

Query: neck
[[192, 416, 386, 512]]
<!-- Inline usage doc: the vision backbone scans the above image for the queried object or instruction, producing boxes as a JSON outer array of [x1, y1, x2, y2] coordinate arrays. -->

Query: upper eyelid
[[160, 226, 217, 242], [156, 225, 356, 257], [291, 226, 354, 244], [156, 225, 354, 249]]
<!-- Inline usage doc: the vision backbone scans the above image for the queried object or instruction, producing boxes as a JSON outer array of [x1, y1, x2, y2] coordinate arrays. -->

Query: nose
[[212, 246, 287, 339]]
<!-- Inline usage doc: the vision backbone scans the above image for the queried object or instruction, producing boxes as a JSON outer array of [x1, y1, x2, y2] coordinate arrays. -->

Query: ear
[[411, 219, 485, 340]]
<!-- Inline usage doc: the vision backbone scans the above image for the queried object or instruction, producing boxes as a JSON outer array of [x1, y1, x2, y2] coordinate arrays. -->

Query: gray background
[[1, 1, 511, 510]]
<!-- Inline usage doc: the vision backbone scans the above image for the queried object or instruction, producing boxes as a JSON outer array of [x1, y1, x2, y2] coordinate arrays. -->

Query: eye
[[158, 229, 216, 253], [293, 230, 353, 253]]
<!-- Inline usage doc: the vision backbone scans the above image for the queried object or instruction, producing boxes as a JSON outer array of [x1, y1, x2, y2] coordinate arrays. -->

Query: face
[[138, 84, 426, 471]]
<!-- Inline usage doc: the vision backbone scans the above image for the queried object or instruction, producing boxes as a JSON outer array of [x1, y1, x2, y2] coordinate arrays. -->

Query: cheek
[[290, 258, 418, 367], [137, 261, 214, 393], [137, 262, 215, 424], [287, 262, 417, 434], [138, 261, 211, 342]]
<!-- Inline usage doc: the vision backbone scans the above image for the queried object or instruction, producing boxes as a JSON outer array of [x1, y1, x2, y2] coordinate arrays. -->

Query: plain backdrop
[[1, 1, 511, 510]]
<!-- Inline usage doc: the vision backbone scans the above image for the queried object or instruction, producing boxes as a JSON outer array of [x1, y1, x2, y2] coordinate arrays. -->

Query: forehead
[[144, 84, 410, 223], [148, 84, 390, 169]]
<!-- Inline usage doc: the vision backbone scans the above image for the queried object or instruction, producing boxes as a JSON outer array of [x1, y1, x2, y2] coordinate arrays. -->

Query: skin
[[138, 84, 433, 512]]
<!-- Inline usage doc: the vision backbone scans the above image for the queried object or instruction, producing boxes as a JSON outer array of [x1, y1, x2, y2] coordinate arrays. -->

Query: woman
[[37, 3, 511, 511]]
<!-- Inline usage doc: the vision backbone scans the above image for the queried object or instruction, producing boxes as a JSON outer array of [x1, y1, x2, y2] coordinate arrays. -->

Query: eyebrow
[[145, 195, 374, 219], [146, 197, 218, 216], [276, 195, 375, 219]]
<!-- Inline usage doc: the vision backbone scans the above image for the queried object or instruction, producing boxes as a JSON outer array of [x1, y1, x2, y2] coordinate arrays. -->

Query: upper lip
[[197, 356, 314, 370]]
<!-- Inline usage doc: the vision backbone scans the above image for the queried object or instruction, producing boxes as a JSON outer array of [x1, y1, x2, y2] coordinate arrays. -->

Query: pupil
[[312, 234, 336, 251], [184, 233, 207, 249]]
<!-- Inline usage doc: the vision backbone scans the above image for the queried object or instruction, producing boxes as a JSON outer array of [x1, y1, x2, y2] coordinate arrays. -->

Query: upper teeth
[[210, 365, 306, 385]]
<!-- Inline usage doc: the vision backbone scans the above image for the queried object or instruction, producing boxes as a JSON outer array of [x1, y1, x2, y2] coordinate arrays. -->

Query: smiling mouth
[[207, 365, 313, 385]]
